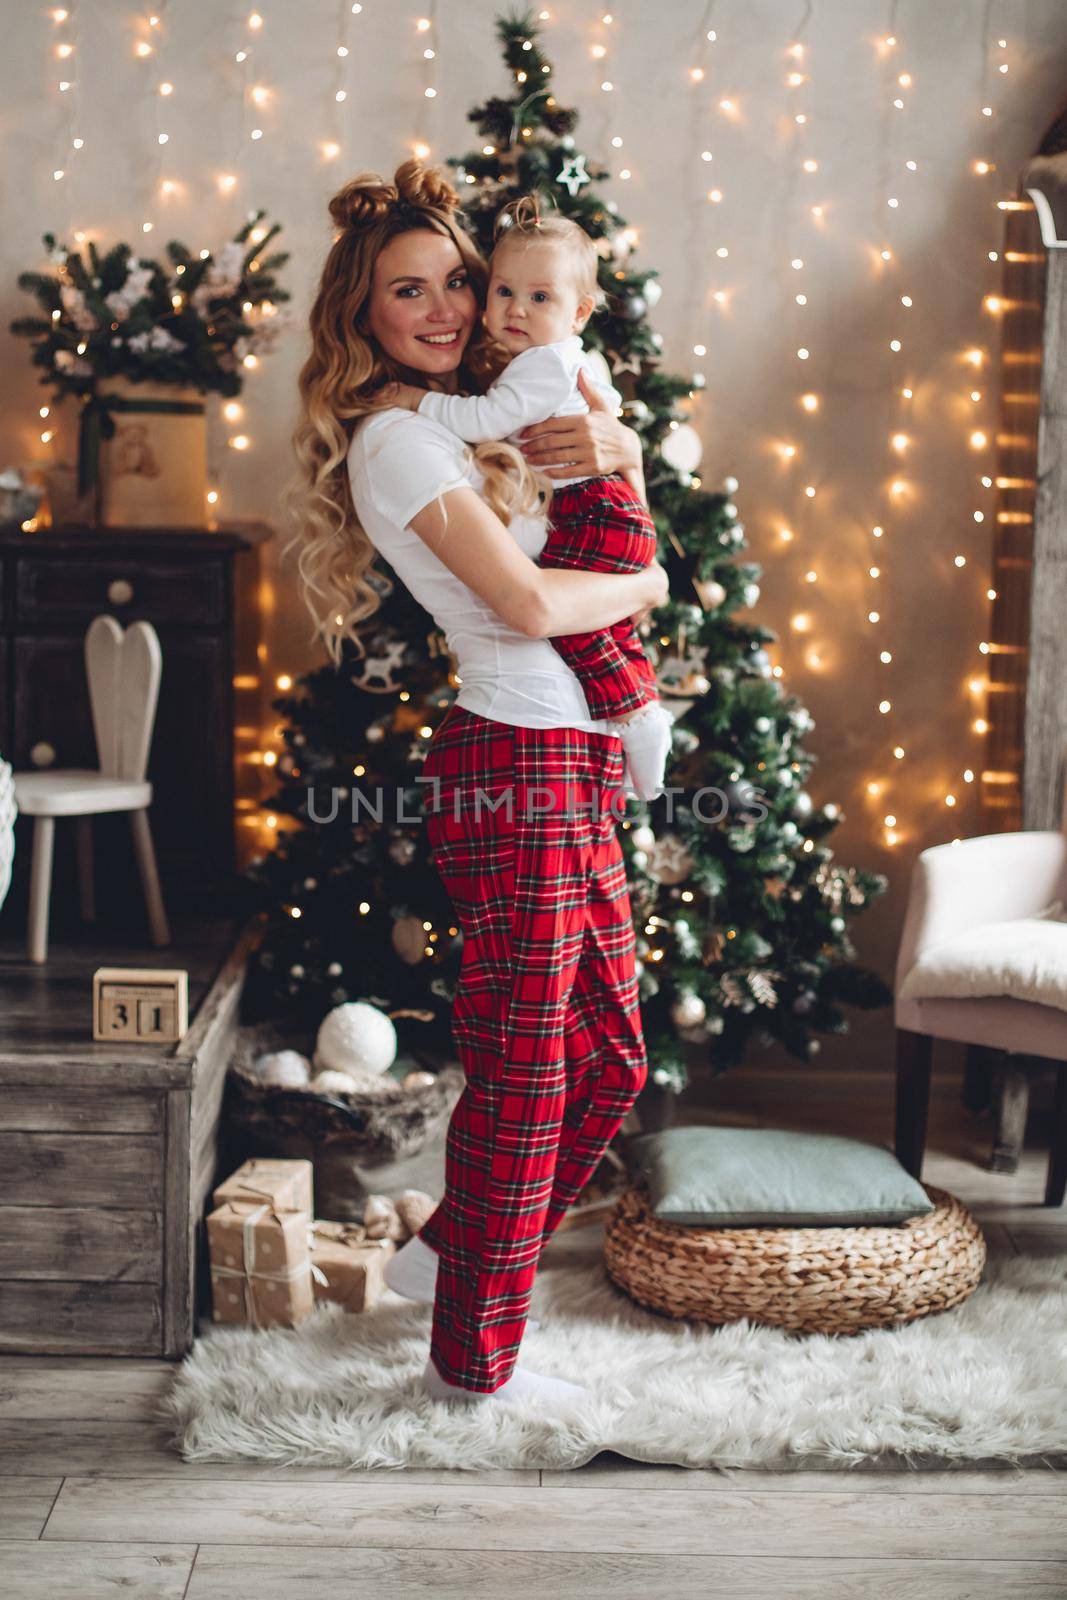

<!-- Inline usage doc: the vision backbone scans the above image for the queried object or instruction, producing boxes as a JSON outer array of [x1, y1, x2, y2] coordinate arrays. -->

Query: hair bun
[[394, 158, 460, 214], [328, 172, 399, 231], [494, 193, 554, 240]]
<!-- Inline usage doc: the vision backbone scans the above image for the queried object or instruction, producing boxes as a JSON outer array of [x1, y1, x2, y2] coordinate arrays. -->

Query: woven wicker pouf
[[603, 1183, 987, 1335]]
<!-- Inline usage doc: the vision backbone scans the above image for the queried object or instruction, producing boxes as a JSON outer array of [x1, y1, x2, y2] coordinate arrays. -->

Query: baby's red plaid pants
[[542, 472, 660, 719]]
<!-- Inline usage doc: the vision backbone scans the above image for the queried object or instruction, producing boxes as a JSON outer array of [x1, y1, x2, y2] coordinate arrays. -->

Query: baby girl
[[388, 196, 674, 803]]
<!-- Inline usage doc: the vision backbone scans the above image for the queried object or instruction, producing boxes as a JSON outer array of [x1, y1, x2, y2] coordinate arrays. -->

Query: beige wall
[[4, 1, 1067, 1064]]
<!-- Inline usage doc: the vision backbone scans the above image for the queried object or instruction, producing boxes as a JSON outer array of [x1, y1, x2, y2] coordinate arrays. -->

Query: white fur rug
[[163, 1226, 1067, 1471]]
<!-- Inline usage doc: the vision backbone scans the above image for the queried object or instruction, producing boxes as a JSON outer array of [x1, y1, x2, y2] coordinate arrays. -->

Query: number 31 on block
[[92, 967, 189, 1044]]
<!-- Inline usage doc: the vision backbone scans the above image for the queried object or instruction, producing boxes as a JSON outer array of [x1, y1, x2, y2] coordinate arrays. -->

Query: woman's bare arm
[[408, 486, 667, 640]]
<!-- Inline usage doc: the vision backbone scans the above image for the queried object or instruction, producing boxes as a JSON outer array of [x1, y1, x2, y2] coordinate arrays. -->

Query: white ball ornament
[[315, 1001, 397, 1077], [743, 583, 761, 608], [253, 1049, 311, 1089], [402, 1069, 436, 1091], [643, 278, 663, 307], [309, 1068, 360, 1096], [631, 824, 657, 851], [724, 475, 739, 493], [631, 850, 648, 871], [660, 422, 703, 474]]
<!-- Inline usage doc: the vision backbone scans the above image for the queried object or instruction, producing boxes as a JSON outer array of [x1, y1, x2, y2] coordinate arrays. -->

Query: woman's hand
[[517, 368, 643, 480]]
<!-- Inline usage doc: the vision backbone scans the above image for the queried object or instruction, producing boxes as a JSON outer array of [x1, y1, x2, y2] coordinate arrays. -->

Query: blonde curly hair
[[285, 159, 546, 665]]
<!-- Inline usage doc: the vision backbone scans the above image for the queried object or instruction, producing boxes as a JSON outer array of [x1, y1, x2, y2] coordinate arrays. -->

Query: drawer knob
[[107, 578, 134, 605], [30, 741, 56, 768]]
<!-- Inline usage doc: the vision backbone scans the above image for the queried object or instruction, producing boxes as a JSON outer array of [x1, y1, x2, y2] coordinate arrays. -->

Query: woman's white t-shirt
[[345, 408, 617, 735]]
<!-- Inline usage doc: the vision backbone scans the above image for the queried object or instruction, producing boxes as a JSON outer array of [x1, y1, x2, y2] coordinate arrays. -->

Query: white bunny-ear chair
[[13, 613, 170, 963]]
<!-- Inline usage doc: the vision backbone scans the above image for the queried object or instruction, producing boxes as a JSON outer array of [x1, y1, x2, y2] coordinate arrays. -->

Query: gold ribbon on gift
[[211, 1202, 314, 1329]]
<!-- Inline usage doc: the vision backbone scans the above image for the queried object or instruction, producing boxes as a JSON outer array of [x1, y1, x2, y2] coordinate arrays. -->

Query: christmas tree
[[245, 7, 891, 1089]]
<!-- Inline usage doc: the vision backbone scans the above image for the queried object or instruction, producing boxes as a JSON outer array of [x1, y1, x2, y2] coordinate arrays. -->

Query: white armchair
[[895, 830, 1067, 1206]]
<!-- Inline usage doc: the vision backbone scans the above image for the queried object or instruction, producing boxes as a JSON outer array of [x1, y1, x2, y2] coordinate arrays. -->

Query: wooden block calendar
[[93, 966, 189, 1044]]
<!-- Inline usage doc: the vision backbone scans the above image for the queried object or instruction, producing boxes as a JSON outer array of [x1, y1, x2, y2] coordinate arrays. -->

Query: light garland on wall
[[39, 3, 84, 459], [857, 18, 1014, 853], [779, 9, 820, 688], [861, 8, 910, 850], [412, 5, 440, 162], [321, 0, 360, 166]]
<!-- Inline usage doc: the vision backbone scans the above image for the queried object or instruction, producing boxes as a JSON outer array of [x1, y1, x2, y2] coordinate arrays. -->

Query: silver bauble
[[670, 991, 707, 1028], [391, 914, 427, 965], [695, 578, 726, 610]]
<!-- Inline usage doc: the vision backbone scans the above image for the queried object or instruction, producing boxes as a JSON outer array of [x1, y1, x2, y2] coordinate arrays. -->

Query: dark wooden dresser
[[0, 520, 271, 922]]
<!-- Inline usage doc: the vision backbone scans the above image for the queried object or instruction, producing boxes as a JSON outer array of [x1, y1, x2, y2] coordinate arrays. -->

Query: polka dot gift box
[[206, 1198, 315, 1330]]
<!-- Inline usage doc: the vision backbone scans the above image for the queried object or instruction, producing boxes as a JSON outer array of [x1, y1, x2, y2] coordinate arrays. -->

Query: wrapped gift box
[[207, 1199, 315, 1329], [309, 1220, 396, 1313], [212, 1157, 313, 1217]]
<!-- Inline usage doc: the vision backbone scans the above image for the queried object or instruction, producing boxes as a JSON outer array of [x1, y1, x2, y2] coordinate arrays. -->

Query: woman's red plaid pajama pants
[[417, 704, 649, 1391], [541, 472, 660, 720]]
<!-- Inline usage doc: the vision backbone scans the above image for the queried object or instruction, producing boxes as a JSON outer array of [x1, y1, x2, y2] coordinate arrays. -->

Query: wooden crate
[[0, 919, 258, 1358]]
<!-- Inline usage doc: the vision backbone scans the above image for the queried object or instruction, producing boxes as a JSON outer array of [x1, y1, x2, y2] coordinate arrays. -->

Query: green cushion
[[626, 1126, 935, 1227]]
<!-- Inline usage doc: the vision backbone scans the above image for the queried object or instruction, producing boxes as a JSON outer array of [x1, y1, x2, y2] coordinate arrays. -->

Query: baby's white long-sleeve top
[[416, 333, 624, 489]]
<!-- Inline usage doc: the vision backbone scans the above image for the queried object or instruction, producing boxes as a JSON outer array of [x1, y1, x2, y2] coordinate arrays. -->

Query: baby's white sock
[[422, 1356, 589, 1408], [612, 701, 674, 801], [385, 1234, 539, 1329]]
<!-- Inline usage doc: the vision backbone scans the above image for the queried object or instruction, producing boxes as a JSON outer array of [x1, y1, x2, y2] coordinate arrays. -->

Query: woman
[[289, 160, 668, 1409]]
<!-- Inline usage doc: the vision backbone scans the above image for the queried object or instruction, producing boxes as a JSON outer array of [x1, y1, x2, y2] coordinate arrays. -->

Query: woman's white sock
[[385, 1234, 539, 1329], [421, 1356, 588, 1408], [383, 1233, 439, 1302]]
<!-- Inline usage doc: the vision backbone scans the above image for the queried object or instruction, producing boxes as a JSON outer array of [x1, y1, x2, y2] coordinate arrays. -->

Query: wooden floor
[[3, 1050, 1066, 1598]]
